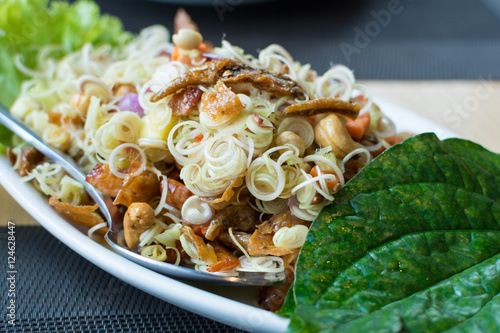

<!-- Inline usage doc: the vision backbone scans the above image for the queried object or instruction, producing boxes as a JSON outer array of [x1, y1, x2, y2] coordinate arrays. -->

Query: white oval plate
[[0, 98, 458, 332]]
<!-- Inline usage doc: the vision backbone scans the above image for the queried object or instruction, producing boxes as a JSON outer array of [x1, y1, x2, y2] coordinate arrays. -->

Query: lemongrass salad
[[8, 15, 409, 286]]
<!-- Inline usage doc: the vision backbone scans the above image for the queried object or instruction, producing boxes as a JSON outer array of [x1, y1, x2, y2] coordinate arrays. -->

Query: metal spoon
[[0, 104, 285, 286]]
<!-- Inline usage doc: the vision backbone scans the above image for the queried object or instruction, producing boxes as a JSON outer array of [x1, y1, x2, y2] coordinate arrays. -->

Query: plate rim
[[0, 160, 289, 333]]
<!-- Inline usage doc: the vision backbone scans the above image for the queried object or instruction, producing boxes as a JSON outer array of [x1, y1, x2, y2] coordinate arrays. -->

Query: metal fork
[[0, 104, 285, 286]]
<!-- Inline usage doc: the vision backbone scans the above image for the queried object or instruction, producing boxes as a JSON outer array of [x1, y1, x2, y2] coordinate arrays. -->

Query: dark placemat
[[90, 0, 500, 79], [0, 226, 246, 333]]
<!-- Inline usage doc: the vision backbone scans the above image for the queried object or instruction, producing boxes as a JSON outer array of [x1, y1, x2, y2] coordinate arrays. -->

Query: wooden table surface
[[1, 80, 499, 226]]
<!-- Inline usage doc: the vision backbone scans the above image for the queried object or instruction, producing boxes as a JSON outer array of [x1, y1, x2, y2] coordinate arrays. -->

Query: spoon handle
[[0, 104, 112, 225], [0, 104, 285, 286]]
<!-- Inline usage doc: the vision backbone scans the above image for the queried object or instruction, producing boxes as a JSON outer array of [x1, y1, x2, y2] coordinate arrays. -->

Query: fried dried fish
[[168, 87, 203, 116], [220, 63, 307, 100], [113, 171, 161, 207], [49, 196, 108, 235], [282, 97, 361, 119], [150, 58, 307, 102], [216, 229, 252, 252], [207, 243, 240, 272], [164, 178, 193, 210], [210, 205, 259, 233], [151, 59, 232, 102], [247, 210, 309, 256], [86, 164, 123, 197], [18, 147, 44, 177], [86, 164, 161, 207]]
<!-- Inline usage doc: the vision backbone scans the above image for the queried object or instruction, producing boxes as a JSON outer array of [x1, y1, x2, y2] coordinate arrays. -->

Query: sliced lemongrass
[[108, 143, 147, 179], [87, 222, 108, 239]]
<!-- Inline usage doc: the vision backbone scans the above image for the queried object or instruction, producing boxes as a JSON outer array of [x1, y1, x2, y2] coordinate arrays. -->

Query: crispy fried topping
[[18, 147, 44, 177], [207, 243, 240, 272], [282, 97, 361, 119], [216, 230, 251, 252], [248, 210, 309, 256], [211, 205, 259, 233], [86, 164, 161, 207], [165, 178, 193, 210], [201, 174, 244, 205], [86, 164, 123, 197], [151, 59, 232, 102], [220, 63, 307, 100], [181, 226, 217, 264], [113, 171, 161, 207], [150, 58, 307, 102], [168, 87, 203, 116], [49, 196, 108, 235], [201, 81, 244, 121]]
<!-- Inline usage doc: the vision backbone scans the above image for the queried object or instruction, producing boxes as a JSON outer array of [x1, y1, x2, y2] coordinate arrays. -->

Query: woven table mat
[[0, 226, 245, 333], [93, 0, 500, 79]]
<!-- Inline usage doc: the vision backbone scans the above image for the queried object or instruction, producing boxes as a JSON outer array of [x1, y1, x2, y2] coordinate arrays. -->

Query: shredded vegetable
[[8, 10, 407, 295]]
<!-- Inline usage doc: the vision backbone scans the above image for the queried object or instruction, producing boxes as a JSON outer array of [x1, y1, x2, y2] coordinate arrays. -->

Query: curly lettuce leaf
[[283, 133, 500, 333], [0, 0, 131, 149]]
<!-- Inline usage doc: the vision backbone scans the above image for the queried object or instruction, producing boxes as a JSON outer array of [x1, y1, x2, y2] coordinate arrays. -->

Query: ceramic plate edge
[[0, 161, 289, 333]]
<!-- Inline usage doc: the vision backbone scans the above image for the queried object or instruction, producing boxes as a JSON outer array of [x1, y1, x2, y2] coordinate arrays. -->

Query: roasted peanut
[[123, 202, 156, 249], [314, 114, 359, 158], [115, 84, 137, 96], [172, 29, 203, 50], [276, 131, 306, 157]]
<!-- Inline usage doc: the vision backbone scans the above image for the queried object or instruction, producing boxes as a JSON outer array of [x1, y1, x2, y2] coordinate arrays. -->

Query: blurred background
[[86, 0, 500, 152], [92, 0, 500, 79]]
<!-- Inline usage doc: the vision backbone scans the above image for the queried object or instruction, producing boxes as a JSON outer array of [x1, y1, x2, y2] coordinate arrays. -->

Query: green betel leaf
[[284, 133, 500, 333]]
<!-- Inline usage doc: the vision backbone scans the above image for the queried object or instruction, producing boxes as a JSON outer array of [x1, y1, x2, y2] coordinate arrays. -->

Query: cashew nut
[[276, 131, 306, 157], [314, 114, 359, 158], [123, 202, 156, 249], [172, 29, 203, 50]]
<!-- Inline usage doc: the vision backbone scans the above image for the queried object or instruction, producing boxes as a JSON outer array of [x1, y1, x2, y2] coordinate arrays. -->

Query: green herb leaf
[[0, 0, 131, 152], [283, 133, 500, 333], [0, 0, 131, 108]]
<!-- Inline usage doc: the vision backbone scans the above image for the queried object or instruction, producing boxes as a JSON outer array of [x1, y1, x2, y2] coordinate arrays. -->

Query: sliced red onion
[[117, 93, 144, 117], [202, 52, 225, 60], [288, 195, 299, 207]]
